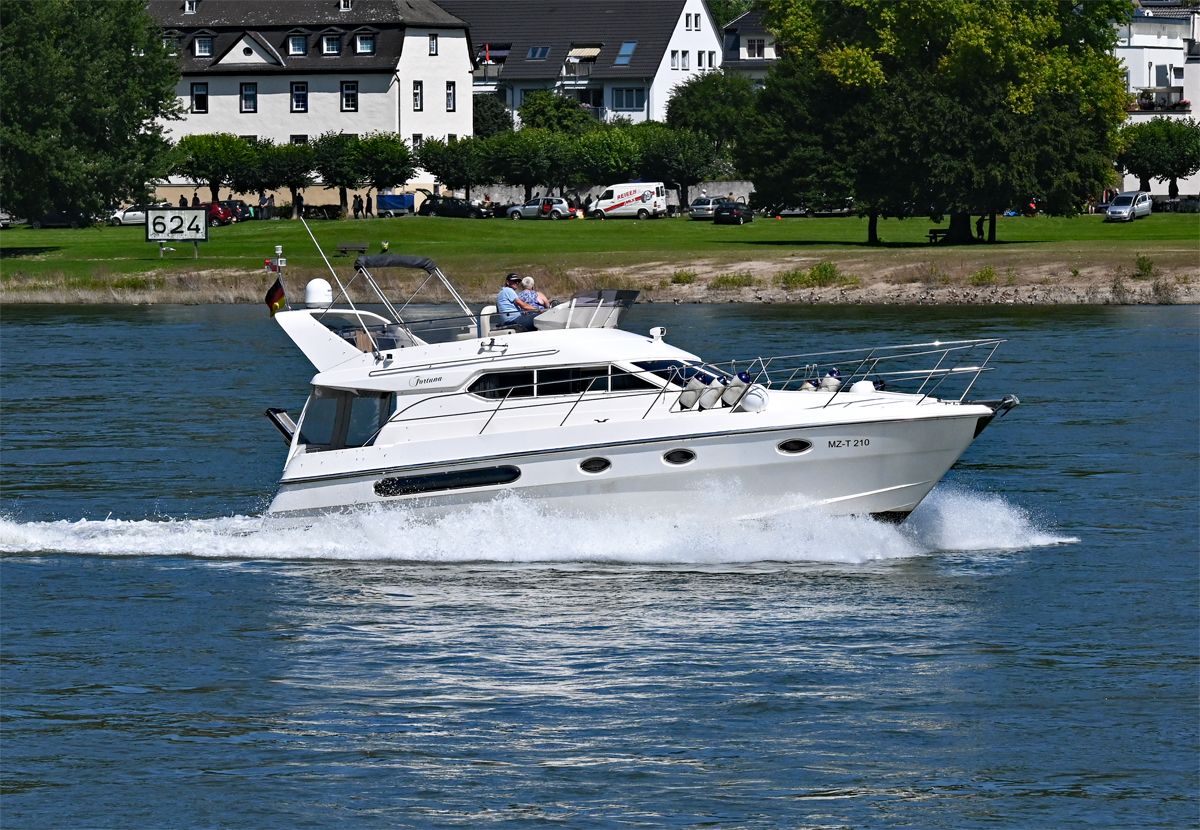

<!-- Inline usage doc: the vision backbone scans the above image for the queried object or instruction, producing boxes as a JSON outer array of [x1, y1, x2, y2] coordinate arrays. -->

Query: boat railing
[[716, 337, 1005, 403]]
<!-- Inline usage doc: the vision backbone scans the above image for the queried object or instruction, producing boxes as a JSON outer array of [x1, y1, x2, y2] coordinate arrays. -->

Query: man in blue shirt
[[497, 273, 541, 331]]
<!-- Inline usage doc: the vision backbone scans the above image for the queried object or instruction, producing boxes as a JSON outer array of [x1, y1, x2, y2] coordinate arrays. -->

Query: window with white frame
[[356, 34, 374, 54], [429, 34, 438, 55], [413, 80, 423, 111], [191, 82, 208, 113], [526, 45, 550, 60], [446, 81, 456, 112], [694, 14, 701, 31], [685, 13, 692, 30], [340, 0, 353, 10], [240, 83, 257, 112], [194, 36, 212, 57], [671, 50, 678, 69], [291, 82, 308, 112], [290, 134, 308, 144], [412, 134, 423, 148], [448, 134, 457, 142], [289, 35, 307, 55], [341, 81, 358, 112], [613, 88, 645, 110], [697, 51, 704, 69], [747, 38, 765, 59], [614, 41, 636, 65], [708, 51, 716, 67], [184, 0, 197, 13], [323, 35, 341, 55], [681, 50, 689, 70]]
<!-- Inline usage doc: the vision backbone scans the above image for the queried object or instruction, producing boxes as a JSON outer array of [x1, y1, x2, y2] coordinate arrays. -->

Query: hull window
[[777, 439, 812, 455], [375, 465, 521, 497], [663, 449, 696, 465], [579, 457, 611, 474]]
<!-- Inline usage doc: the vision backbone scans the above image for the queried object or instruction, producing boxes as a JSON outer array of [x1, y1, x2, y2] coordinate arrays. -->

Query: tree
[[312, 132, 363, 216], [229, 137, 275, 197], [748, 0, 1131, 243], [1119, 117, 1200, 198], [518, 90, 597, 134], [705, 0, 753, 28], [174, 134, 252, 202], [483, 129, 553, 201], [474, 94, 514, 138], [574, 129, 641, 188], [636, 125, 718, 208], [418, 136, 492, 199], [0, 0, 181, 218], [260, 142, 315, 219], [665, 70, 758, 158], [356, 132, 416, 194]]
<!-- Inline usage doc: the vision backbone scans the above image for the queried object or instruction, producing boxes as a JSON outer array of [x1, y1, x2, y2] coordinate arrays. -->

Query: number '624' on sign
[[146, 209, 209, 242]]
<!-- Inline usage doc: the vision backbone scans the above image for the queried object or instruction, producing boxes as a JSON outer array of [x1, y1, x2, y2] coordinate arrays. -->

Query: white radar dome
[[305, 278, 333, 309]]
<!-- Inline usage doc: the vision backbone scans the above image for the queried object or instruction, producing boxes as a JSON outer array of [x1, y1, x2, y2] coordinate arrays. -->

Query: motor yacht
[[264, 254, 1018, 522]]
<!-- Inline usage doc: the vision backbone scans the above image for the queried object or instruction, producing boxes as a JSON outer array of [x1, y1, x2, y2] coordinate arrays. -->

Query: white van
[[589, 182, 666, 219]]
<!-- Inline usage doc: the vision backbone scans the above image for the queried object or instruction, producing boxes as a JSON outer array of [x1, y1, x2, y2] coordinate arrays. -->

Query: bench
[[335, 242, 369, 256], [927, 228, 950, 244]]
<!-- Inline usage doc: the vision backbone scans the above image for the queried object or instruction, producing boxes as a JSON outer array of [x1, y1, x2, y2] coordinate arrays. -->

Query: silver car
[[1105, 191, 1152, 222], [689, 196, 724, 219], [108, 203, 169, 226]]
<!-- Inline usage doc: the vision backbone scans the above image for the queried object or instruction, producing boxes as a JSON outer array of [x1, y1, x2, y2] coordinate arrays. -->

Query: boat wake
[[0, 486, 1076, 563]]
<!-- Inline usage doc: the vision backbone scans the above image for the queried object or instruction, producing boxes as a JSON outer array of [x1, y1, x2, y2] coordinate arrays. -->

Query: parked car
[[589, 182, 667, 219], [1105, 191, 1152, 222], [0, 210, 16, 229], [107, 203, 170, 226], [377, 194, 415, 217], [713, 201, 755, 225], [507, 197, 578, 220], [197, 201, 234, 226], [29, 209, 95, 229], [418, 196, 492, 219], [219, 199, 252, 222], [689, 197, 723, 220]]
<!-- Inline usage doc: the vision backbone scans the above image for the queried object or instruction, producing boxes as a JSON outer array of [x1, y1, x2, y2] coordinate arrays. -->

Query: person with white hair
[[518, 276, 551, 310]]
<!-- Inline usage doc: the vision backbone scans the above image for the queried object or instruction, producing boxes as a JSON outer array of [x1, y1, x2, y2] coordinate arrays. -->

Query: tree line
[[174, 92, 722, 216]]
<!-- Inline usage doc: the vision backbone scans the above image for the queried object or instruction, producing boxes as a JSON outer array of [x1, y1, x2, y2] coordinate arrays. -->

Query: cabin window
[[375, 466, 520, 497], [469, 365, 659, 400], [634, 360, 724, 386], [777, 439, 813, 455], [610, 366, 656, 391], [579, 457, 611, 474], [663, 449, 696, 465], [470, 371, 535, 399], [537, 366, 608, 396], [297, 388, 395, 450]]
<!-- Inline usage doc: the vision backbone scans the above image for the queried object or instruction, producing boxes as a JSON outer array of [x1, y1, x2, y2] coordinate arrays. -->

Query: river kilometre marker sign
[[146, 208, 208, 258]]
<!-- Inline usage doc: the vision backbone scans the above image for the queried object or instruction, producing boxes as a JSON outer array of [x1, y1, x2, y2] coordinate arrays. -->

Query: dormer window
[[194, 36, 212, 57], [339, 0, 352, 10], [184, 0, 197, 13], [323, 35, 341, 55], [356, 34, 374, 54], [526, 45, 550, 60], [289, 35, 307, 55]]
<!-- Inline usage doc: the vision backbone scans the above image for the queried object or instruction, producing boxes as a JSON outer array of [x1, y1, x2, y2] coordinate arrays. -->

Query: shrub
[[968, 266, 997, 286], [708, 271, 756, 290], [670, 269, 697, 285], [1133, 254, 1155, 280], [779, 260, 858, 288]]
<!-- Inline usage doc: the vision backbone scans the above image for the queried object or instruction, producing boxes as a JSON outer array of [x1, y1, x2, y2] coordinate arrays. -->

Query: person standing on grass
[[179, 195, 187, 208], [259, 191, 268, 220], [192, 193, 200, 206], [267, 194, 275, 218], [365, 194, 373, 218], [353, 194, 362, 219]]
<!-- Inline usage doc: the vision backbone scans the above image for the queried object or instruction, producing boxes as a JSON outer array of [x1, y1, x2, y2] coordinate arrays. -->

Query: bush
[[1133, 254, 1155, 280], [968, 266, 998, 286], [709, 271, 756, 290], [778, 260, 858, 288], [670, 269, 697, 285]]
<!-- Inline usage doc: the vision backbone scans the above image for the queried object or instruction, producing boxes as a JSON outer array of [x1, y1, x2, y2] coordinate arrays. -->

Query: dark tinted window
[[610, 366, 656, 391], [470, 371, 534, 399], [579, 457, 611, 473], [663, 449, 696, 465], [777, 439, 812, 454], [539, 366, 608, 396], [634, 360, 721, 387], [375, 465, 520, 497], [298, 395, 338, 446]]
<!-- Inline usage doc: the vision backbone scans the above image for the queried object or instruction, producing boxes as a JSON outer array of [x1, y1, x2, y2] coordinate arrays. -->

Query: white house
[[720, 10, 778, 83], [438, 0, 723, 124], [1114, 4, 1199, 196], [147, 0, 475, 202]]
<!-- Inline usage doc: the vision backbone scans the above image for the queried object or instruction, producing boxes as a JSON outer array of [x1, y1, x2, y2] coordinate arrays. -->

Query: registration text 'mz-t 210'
[[146, 209, 208, 243]]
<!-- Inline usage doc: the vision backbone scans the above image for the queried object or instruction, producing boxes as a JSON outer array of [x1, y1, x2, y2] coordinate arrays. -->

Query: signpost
[[146, 208, 208, 258]]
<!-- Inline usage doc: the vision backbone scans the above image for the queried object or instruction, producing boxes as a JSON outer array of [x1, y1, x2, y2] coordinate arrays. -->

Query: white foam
[[0, 487, 1074, 563]]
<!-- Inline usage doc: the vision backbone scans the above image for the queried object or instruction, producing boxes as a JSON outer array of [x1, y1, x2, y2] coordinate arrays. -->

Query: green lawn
[[2, 212, 1196, 300]]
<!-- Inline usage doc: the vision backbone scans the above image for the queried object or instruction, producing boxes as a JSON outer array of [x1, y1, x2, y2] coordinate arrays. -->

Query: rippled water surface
[[2, 304, 1196, 828]]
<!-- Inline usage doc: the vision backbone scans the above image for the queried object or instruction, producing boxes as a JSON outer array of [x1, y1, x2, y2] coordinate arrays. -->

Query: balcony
[[1130, 86, 1190, 112]]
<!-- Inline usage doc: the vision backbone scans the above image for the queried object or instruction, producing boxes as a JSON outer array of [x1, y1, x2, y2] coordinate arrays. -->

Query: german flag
[[265, 278, 286, 317]]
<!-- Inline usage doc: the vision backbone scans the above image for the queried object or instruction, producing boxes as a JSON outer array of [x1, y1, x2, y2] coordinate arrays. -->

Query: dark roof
[[148, 0, 467, 74], [150, 0, 466, 29], [723, 9, 769, 35], [437, 0, 686, 80]]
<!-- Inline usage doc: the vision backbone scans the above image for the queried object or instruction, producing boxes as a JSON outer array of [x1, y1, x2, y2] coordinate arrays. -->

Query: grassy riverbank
[[2, 213, 1196, 304]]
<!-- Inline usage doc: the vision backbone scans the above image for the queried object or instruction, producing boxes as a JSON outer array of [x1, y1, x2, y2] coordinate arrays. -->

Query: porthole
[[777, 439, 812, 455], [375, 465, 520, 497], [579, 457, 611, 474], [663, 449, 696, 465], [242, 47, 253, 56]]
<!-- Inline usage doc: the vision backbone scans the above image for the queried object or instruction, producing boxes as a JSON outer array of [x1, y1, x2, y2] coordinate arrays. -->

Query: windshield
[[1112, 196, 1133, 206], [634, 360, 727, 387], [691, 198, 709, 205]]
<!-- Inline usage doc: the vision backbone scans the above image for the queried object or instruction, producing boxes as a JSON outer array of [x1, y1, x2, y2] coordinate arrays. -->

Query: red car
[[197, 201, 234, 226]]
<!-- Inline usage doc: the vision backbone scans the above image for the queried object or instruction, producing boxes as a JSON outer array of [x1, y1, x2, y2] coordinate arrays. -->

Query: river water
[[1, 304, 1196, 828]]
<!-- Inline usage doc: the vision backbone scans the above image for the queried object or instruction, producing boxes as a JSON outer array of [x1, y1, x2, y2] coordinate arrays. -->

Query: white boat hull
[[267, 411, 987, 522]]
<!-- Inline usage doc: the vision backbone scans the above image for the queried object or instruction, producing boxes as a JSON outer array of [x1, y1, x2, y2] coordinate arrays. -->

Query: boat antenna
[[297, 213, 378, 353]]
